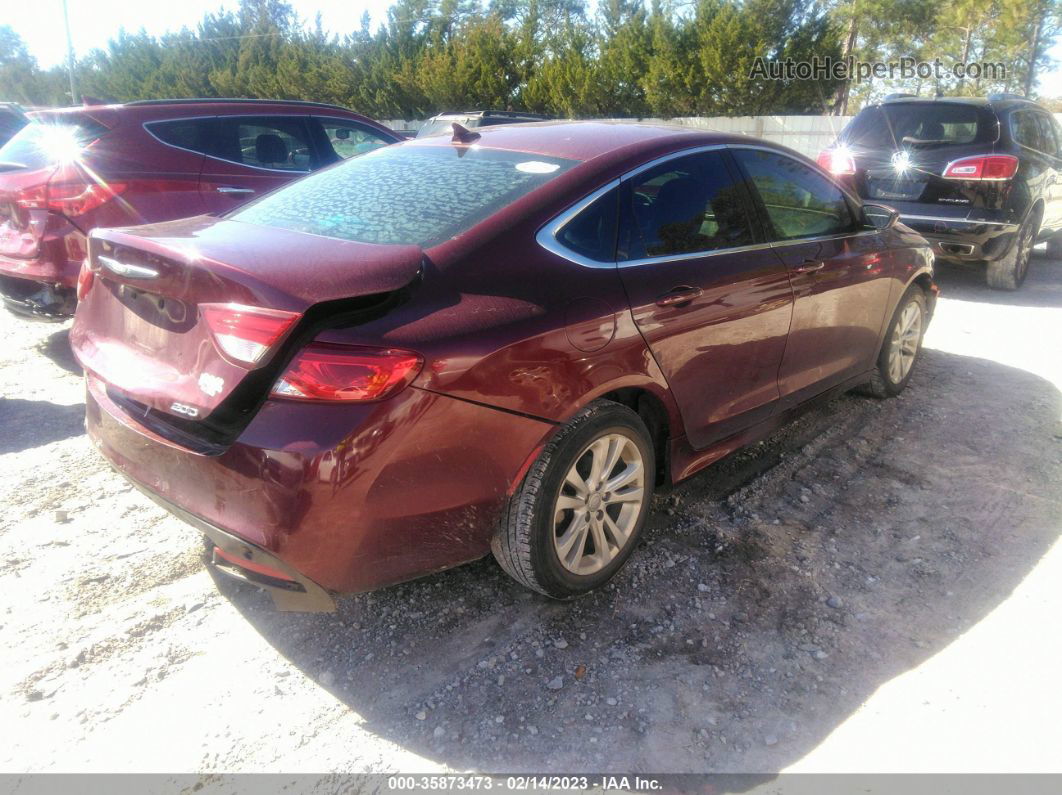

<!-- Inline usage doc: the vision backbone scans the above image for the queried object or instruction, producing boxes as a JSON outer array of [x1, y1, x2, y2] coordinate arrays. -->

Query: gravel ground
[[1, 252, 1060, 775]]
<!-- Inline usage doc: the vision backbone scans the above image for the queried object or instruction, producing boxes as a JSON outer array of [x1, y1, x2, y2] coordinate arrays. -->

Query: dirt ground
[[1, 251, 1059, 776]]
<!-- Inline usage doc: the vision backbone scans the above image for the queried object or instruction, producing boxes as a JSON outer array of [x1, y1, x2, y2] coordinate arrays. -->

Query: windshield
[[0, 117, 109, 170], [231, 144, 580, 247], [844, 104, 992, 149]]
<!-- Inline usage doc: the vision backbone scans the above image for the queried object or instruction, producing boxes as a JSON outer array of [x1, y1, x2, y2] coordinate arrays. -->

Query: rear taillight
[[942, 155, 1018, 181], [816, 147, 856, 176], [17, 180, 128, 217], [201, 303, 301, 366], [76, 260, 94, 301], [271, 344, 422, 402]]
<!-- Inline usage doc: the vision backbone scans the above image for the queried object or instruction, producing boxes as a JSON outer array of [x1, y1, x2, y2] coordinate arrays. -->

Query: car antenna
[[451, 122, 481, 145]]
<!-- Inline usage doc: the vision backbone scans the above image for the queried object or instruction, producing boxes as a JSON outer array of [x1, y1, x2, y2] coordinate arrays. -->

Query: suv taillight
[[17, 179, 128, 217], [816, 147, 856, 176], [201, 303, 301, 366], [942, 155, 1018, 181], [271, 344, 423, 402]]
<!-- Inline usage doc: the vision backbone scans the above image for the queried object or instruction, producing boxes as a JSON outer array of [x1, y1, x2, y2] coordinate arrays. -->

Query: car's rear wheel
[[858, 286, 927, 399], [492, 400, 655, 598], [987, 212, 1035, 290]]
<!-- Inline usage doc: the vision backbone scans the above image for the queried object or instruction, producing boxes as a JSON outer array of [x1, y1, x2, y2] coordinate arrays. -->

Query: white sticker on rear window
[[516, 161, 561, 174]]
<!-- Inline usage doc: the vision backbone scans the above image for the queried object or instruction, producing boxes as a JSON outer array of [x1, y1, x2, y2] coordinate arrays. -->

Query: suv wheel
[[858, 286, 927, 399], [987, 213, 1036, 290], [492, 401, 655, 598]]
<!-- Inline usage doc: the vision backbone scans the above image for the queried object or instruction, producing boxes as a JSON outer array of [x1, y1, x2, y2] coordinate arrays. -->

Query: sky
[[4, 0, 1062, 97]]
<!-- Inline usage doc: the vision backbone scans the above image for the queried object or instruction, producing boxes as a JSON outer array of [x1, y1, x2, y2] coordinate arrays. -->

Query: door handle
[[656, 286, 702, 307], [794, 260, 825, 273], [215, 186, 255, 195]]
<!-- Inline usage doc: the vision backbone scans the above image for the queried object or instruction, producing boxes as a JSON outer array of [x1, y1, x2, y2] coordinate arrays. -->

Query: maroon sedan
[[71, 122, 935, 610], [0, 99, 398, 319]]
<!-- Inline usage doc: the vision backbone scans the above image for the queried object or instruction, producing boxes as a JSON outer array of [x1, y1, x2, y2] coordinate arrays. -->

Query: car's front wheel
[[492, 400, 655, 598], [859, 285, 927, 399]]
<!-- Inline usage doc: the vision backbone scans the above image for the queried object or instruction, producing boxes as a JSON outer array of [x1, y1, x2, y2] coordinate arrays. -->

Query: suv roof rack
[[124, 98, 353, 112], [883, 93, 919, 102]]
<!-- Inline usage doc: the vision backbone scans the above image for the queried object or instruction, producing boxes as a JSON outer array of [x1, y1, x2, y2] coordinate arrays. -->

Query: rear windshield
[[843, 104, 992, 149], [231, 144, 580, 247], [0, 116, 109, 170]]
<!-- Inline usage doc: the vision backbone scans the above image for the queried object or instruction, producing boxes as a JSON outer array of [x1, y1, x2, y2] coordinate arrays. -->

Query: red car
[[0, 99, 399, 319], [71, 122, 936, 611]]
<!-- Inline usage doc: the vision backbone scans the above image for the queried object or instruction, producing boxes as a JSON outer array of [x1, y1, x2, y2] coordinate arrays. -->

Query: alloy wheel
[[552, 433, 646, 575], [886, 299, 923, 384]]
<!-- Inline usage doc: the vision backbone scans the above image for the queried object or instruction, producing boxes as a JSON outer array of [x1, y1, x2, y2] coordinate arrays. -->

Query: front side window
[[732, 149, 856, 241], [231, 144, 579, 247], [216, 116, 314, 172], [620, 150, 755, 260], [316, 117, 393, 160]]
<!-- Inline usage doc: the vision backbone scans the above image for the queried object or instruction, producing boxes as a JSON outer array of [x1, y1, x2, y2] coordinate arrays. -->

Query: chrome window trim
[[898, 213, 1018, 229], [142, 113, 325, 175], [535, 179, 622, 269], [537, 141, 880, 269]]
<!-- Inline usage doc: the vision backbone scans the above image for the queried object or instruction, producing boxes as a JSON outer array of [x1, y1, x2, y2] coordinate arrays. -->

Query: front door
[[616, 149, 795, 450], [730, 147, 892, 403]]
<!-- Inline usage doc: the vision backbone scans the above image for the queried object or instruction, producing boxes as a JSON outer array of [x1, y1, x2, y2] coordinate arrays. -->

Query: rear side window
[[216, 117, 315, 172], [146, 118, 217, 155], [621, 150, 755, 260], [844, 104, 989, 149], [231, 144, 579, 247], [0, 116, 108, 170], [1012, 111, 1054, 155], [556, 188, 619, 263], [1035, 114, 1060, 157], [733, 149, 856, 241]]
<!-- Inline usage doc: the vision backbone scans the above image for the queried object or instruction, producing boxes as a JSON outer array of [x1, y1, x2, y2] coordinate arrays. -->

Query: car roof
[[405, 120, 762, 163], [874, 95, 1045, 113], [431, 110, 550, 120], [28, 98, 375, 120]]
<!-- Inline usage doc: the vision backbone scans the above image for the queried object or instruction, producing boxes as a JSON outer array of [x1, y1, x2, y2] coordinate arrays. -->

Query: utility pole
[[62, 0, 79, 105]]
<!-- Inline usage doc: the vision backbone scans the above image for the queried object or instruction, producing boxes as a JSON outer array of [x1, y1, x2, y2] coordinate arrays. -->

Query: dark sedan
[[71, 122, 936, 610]]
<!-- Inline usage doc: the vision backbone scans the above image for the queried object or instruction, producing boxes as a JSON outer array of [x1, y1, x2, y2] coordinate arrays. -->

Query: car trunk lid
[[71, 216, 423, 437]]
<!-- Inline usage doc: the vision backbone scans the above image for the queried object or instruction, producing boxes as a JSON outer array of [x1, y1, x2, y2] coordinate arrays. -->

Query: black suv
[[818, 94, 1062, 290]]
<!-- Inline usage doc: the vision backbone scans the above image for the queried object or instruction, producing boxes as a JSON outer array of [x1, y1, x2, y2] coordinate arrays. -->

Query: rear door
[[1023, 111, 1062, 232], [199, 115, 317, 214], [731, 147, 891, 403], [616, 148, 794, 449]]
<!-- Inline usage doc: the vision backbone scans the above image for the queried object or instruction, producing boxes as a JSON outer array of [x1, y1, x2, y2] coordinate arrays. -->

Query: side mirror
[[862, 203, 900, 231]]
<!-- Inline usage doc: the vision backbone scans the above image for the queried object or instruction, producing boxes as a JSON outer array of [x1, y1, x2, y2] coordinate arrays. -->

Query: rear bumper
[[894, 212, 1019, 264], [0, 274, 76, 320], [85, 374, 555, 602]]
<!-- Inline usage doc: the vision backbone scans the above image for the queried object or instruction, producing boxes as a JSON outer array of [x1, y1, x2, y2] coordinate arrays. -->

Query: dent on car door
[[730, 147, 892, 403], [616, 149, 794, 450], [199, 115, 316, 214]]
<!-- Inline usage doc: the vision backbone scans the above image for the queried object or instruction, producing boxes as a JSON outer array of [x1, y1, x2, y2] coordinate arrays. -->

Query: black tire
[[491, 400, 655, 599], [858, 286, 928, 399], [987, 212, 1036, 290]]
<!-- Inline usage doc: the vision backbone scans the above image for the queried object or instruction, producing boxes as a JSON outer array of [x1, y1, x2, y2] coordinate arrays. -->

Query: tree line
[[0, 0, 1057, 120]]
